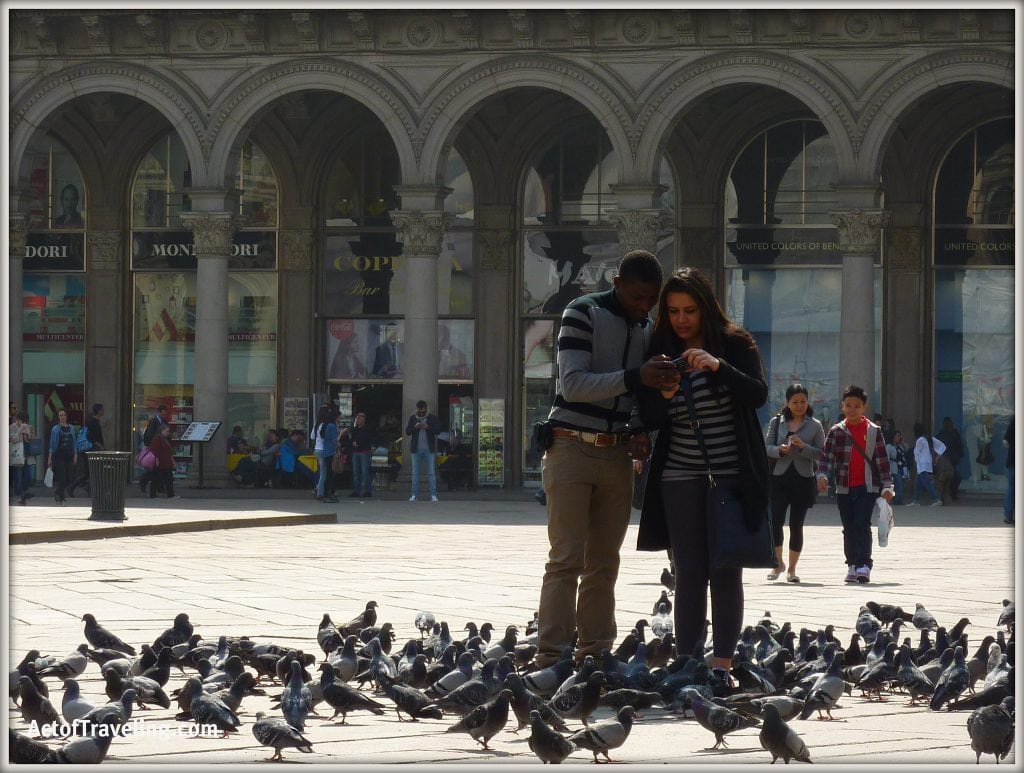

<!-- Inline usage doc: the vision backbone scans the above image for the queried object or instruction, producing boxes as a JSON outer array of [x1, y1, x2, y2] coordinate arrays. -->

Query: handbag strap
[[849, 431, 881, 482], [678, 375, 716, 488]]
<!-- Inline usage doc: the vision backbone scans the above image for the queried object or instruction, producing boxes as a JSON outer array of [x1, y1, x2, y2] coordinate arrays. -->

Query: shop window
[[523, 126, 618, 226], [326, 318, 473, 383]]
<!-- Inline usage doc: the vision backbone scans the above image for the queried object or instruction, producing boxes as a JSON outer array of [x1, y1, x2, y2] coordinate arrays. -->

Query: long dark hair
[[320, 407, 339, 439], [781, 383, 814, 420], [648, 266, 754, 358]]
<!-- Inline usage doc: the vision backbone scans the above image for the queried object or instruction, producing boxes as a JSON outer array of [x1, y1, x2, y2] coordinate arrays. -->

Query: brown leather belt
[[551, 428, 629, 447]]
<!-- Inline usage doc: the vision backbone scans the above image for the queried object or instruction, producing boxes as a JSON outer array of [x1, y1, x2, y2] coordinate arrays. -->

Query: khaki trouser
[[536, 437, 633, 665]]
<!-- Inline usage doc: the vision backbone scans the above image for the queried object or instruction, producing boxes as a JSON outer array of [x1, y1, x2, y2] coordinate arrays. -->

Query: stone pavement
[[5, 486, 1018, 767]]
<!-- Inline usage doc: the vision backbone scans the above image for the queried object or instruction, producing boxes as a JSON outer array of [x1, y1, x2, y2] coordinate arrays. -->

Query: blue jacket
[[49, 423, 78, 457], [315, 422, 339, 457]]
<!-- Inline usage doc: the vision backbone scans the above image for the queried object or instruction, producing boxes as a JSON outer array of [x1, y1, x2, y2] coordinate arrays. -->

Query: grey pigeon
[[280, 660, 312, 732], [930, 646, 970, 711], [318, 662, 386, 724], [651, 603, 673, 639], [660, 567, 675, 591], [190, 688, 241, 736], [78, 688, 136, 735], [55, 729, 115, 763], [17, 675, 60, 734], [483, 625, 520, 661], [895, 645, 935, 706], [82, 613, 137, 655], [855, 606, 883, 645], [415, 611, 437, 638], [103, 668, 171, 709], [445, 688, 512, 749], [339, 600, 378, 636], [377, 673, 443, 721], [36, 644, 90, 681], [213, 672, 261, 714], [505, 673, 569, 733], [568, 705, 635, 763], [547, 670, 605, 726], [598, 688, 663, 716], [967, 703, 1014, 763], [61, 678, 96, 723], [328, 635, 361, 683], [426, 658, 500, 716], [748, 695, 805, 722], [913, 603, 940, 632], [798, 653, 845, 720], [691, 695, 759, 749], [153, 612, 194, 649], [967, 636, 998, 688], [425, 651, 477, 699], [9, 728, 59, 763], [523, 658, 576, 698], [949, 680, 1012, 712], [652, 589, 673, 617], [759, 703, 813, 764], [998, 599, 1015, 632], [317, 613, 344, 656], [528, 709, 576, 764], [10, 650, 47, 704], [252, 711, 313, 761]]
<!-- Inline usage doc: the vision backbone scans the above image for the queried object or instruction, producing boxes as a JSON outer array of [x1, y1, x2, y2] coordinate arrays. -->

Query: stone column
[[181, 211, 236, 487], [86, 229, 123, 448], [9, 213, 27, 407], [390, 200, 449, 486], [278, 226, 315, 417], [831, 208, 890, 401]]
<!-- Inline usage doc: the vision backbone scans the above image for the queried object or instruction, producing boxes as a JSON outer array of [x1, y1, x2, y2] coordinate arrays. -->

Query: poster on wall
[[521, 230, 619, 316], [477, 398, 504, 486], [22, 274, 86, 345], [283, 397, 310, 435], [326, 319, 404, 380]]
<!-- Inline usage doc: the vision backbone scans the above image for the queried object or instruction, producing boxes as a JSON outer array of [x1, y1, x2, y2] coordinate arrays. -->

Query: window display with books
[[477, 398, 504, 486]]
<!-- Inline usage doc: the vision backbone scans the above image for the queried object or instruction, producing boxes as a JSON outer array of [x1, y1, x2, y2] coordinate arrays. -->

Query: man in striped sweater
[[535, 249, 682, 668]]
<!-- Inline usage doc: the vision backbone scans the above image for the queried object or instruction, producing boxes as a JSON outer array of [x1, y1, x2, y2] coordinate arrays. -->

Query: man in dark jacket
[[406, 401, 440, 502], [68, 403, 104, 497]]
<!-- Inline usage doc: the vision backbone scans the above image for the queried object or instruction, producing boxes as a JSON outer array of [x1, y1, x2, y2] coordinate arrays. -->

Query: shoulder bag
[[679, 376, 775, 570], [850, 434, 881, 493], [767, 414, 782, 472], [136, 446, 158, 470]]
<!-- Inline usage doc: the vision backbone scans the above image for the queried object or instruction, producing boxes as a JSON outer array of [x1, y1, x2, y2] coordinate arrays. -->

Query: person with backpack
[[47, 409, 78, 505], [313, 404, 340, 503], [68, 403, 105, 497]]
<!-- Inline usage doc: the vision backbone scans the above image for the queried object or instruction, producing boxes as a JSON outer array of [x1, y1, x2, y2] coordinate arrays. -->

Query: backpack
[[75, 425, 93, 452]]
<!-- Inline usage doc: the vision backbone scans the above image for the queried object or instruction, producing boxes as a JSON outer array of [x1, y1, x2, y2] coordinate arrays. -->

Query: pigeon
[[691, 695, 759, 749], [855, 642, 898, 700], [103, 668, 171, 709], [759, 703, 813, 764], [528, 709, 576, 764], [54, 729, 115, 763], [415, 611, 437, 638], [947, 616, 972, 643], [568, 705, 636, 763], [652, 589, 673, 617], [377, 673, 444, 721], [913, 603, 940, 632], [318, 662, 386, 724], [798, 652, 845, 720], [78, 688, 136, 736], [328, 635, 361, 683], [660, 567, 675, 591], [339, 600, 378, 636], [895, 645, 935, 706], [446, 688, 512, 749], [948, 681, 1012, 712], [36, 643, 90, 681], [651, 603, 673, 639], [175, 676, 204, 718], [213, 672, 261, 714], [966, 703, 1015, 763], [483, 625, 520, 661], [252, 711, 313, 762], [61, 678, 96, 723], [748, 695, 806, 722], [966, 636, 998, 688], [140, 645, 173, 687], [9, 729, 59, 763], [426, 651, 478, 698], [998, 599, 1015, 632], [426, 658, 501, 716], [82, 613, 137, 655], [523, 658, 576, 698], [190, 687, 241, 737], [983, 654, 1012, 691], [85, 646, 134, 669], [547, 670, 606, 726], [855, 606, 883, 645], [505, 673, 569, 733], [598, 688, 663, 715], [17, 675, 60, 734], [10, 651, 47, 704], [280, 660, 313, 732], [317, 613, 344, 656], [930, 646, 970, 711], [153, 612, 194, 649]]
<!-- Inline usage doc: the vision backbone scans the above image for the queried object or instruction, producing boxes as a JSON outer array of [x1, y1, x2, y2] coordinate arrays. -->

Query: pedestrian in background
[[148, 423, 179, 499], [637, 265, 768, 682], [17, 410, 38, 505], [764, 383, 824, 584], [1003, 416, 1014, 525], [47, 408, 78, 505], [406, 400, 440, 502], [343, 412, 375, 498], [815, 385, 895, 584], [885, 429, 910, 505], [69, 403, 104, 497], [313, 405, 340, 503], [9, 405, 28, 505], [907, 422, 945, 507]]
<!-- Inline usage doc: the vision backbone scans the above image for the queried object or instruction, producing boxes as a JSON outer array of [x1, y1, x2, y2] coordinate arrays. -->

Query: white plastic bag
[[43, 467, 54, 488], [874, 496, 895, 547]]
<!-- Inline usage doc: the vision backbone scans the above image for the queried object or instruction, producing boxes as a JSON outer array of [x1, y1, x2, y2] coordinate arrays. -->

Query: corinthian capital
[[9, 214, 27, 258], [607, 209, 670, 255], [180, 212, 236, 257], [87, 230, 122, 270], [831, 209, 890, 255], [389, 210, 449, 255]]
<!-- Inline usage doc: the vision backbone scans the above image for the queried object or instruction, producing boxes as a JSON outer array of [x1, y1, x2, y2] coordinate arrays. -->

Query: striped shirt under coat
[[547, 289, 651, 434], [635, 332, 770, 552], [815, 418, 895, 496]]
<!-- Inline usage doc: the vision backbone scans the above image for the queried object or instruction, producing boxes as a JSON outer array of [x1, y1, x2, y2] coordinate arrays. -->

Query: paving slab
[[5, 492, 1019, 767]]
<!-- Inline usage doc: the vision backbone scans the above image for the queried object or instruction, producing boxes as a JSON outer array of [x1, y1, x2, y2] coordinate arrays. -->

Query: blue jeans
[[892, 474, 905, 505], [352, 452, 372, 495], [10, 466, 26, 499], [912, 471, 939, 503], [411, 450, 437, 498], [1005, 468, 1014, 522], [316, 453, 332, 498], [837, 485, 874, 569]]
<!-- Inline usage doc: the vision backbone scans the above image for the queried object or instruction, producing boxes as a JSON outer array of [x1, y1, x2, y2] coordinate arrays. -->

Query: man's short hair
[[841, 384, 868, 403], [617, 250, 663, 286], [416, 400, 427, 409], [91, 403, 103, 415]]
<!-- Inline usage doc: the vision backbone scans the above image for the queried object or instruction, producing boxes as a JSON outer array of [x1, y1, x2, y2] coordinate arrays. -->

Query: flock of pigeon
[[8, 591, 1016, 764]]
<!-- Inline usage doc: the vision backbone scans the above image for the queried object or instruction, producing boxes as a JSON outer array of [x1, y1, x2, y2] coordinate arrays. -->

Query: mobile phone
[[668, 356, 690, 371]]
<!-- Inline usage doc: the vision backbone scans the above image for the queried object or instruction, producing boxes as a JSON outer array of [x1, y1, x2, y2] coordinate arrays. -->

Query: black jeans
[[661, 477, 744, 661], [52, 451, 74, 500], [836, 484, 875, 569]]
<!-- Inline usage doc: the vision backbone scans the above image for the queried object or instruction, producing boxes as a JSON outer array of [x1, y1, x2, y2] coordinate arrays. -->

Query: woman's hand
[[681, 348, 720, 372]]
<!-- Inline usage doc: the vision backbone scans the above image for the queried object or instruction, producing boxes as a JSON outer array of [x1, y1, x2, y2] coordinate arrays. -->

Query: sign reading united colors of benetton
[[131, 230, 277, 270]]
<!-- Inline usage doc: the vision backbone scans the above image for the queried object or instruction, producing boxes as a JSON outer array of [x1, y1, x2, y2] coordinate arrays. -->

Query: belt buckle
[[594, 433, 614, 448]]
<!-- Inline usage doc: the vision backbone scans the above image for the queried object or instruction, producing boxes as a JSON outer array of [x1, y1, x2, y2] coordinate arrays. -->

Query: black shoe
[[710, 668, 734, 698], [17, 496, 26, 505], [24, 492, 34, 500], [67, 487, 76, 498]]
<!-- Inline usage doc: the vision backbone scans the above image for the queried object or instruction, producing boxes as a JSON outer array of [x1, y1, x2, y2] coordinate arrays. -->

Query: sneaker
[[855, 565, 871, 583], [905, 501, 919, 507], [167, 494, 181, 499], [844, 565, 858, 583], [409, 496, 417, 502], [431, 495, 439, 502], [929, 501, 943, 507]]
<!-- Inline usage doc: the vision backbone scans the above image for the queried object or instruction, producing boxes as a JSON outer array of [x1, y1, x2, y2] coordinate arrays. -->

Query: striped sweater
[[547, 289, 650, 434]]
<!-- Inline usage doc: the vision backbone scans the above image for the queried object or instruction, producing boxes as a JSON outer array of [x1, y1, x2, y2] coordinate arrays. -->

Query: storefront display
[[477, 398, 504, 486]]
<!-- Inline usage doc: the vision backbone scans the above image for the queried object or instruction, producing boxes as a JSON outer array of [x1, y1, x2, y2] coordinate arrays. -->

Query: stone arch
[[10, 62, 207, 192], [416, 55, 636, 187], [205, 59, 419, 191], [856, 50, 1014, 182], [632, 51, 858, 183]]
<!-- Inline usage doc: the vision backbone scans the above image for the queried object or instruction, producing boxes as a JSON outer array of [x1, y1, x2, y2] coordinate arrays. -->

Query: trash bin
[[87, 451, 132, 521]]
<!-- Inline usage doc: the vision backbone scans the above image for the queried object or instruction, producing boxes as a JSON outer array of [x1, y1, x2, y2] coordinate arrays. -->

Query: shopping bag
[[136, 447, 158, 471], [43, 467, 54, 488], [874, 496, 895, 547]]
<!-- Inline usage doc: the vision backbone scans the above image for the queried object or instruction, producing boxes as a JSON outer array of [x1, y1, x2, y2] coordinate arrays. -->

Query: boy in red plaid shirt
[[816, 385, 896, 584]]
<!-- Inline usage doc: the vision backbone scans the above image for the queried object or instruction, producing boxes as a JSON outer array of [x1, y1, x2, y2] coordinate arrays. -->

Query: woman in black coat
[[635, 267, 769, 681]]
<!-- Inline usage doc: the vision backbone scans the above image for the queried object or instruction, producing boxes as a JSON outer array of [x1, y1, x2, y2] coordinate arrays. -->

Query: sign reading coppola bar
[[131, 230, 277, 270]]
